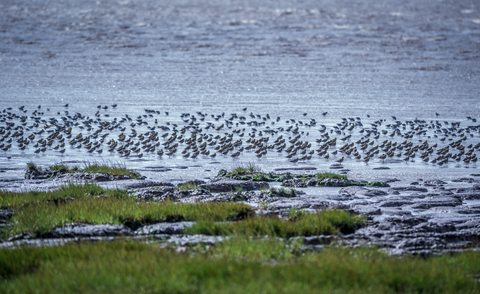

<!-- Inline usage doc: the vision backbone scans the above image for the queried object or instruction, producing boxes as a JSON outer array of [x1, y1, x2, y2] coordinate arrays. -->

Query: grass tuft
[[230, 163, 262, 176], [269, 187, 296, 198], [177, 182, 200, 191], [0, 182, 128, 210], [46, 161, 143, 179]]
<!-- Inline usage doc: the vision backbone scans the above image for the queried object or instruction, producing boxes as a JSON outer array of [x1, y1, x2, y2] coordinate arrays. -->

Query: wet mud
[[1, 171, 479, 255]]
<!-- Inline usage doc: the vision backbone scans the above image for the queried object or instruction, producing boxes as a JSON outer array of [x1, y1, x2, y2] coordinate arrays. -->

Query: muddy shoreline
[[1, 167, 479, 256]]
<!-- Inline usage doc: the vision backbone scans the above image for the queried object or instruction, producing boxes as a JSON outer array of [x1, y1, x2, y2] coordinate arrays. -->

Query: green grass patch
[[0, 184, 254, 238], [471, 174, 480, 177], [0, 240, 479, 294], [48, 161, 143, 179], [177, 182, 200, 191], [187, 210, 365, 237], [218, 163, 262, 178], [268, 187, 297, 198], [0, 182, 128, 210], [26, 162, 41, 171]]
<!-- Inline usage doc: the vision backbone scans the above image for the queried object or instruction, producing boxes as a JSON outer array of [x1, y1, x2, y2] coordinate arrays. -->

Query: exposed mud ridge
[[1, 172, 480, 255]]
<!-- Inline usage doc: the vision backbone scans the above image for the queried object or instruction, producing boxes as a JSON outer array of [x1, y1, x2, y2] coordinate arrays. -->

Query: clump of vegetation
[[0, 182, 128, 210], [49, 161, 143, 180], [363, 181, 390, 187], [288, 208, 307, 220], [217, 163, 262, 178], [268, 187, 297, 198], [176, 182, 200, 191], [187, 210, 365, 237], [471, 174, 480, 176], [26, 162, 41, 171]]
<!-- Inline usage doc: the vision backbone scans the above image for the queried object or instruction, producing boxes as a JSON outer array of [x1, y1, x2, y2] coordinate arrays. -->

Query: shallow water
[[0, 0, 479, 183]]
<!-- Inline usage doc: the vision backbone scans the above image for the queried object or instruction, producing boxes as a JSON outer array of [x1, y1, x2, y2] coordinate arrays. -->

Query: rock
[[455, 219, 480, 229], [127, 181, 174, 189], [329, 164, 344, 169], [410, 197, 463, 209], [91, 173, 111, 182], [379, 200, 413, 207], [389, 187, 428, 193], [7, 233, 35, 242], [41, 224, 133, 238], [352, 206, 382, 216], [56, 172, 133, 182], [292, 235, 335, 245], [381, 178, 401, 183], [318, 178, 350, 187], [177, 180, 207, 186], [0, 209, 14, 220], [134, 186, 176, 201], [199, 178, 269, 193], [383, 159, 403, 164], [135, 222, 195, 235], [282, 178, 299, 187], [451, 177, 479, 183], [274, 167, 317, 171], [362, 189, 388, 196], [165, 235, 226, 247], [339, 186, 367, 196], [339, 186, 387, 196], [423, 180, 447, 186]]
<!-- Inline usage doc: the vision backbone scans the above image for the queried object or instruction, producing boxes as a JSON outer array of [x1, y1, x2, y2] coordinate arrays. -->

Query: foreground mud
[[1, 168, 479, 256]]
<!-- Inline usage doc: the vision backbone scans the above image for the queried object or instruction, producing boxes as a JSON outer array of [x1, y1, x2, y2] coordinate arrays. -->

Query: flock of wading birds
[[0, 104, 480, 167]]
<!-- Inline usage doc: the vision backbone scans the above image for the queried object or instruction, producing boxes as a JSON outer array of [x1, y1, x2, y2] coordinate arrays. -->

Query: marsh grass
[[0, 183, 253, 238], [48, 160, 143, 179], [0, 240, 479, 294], [268, 187, 296, 198], [26, 162, 41, 171], [177, 182, 200, 191], [187, 210, 365, 237], [229, 163, 262, 176], [0, 182, 362, 239], [4, 199, 254, 238], [0, 182, 128, 209]]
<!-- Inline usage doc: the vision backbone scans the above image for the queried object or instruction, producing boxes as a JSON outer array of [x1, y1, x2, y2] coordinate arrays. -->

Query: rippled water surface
[[0, 0, 479, 183]]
